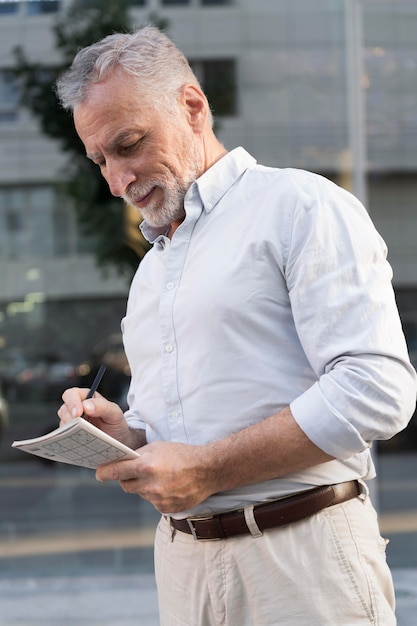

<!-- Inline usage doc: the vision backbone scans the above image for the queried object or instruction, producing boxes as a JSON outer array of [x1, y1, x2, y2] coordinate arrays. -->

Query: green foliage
[[11, 0, 168, 278]]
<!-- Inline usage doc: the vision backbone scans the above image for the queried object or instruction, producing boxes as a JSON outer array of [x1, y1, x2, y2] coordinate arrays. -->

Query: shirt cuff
[[124, 411, 146, 432], [290, 382, 369, 459]]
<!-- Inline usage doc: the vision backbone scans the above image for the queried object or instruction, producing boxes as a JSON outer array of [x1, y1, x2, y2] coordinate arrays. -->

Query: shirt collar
[[140, 147, 256, 243], [195, 147, 256, 214]]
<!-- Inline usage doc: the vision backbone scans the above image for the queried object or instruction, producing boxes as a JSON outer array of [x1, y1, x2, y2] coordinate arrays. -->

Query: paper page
[[12, 418, 140, 469]]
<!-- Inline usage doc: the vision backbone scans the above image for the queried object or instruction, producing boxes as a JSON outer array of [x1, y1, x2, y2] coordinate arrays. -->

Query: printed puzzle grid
[[31, 429, 128, 468]]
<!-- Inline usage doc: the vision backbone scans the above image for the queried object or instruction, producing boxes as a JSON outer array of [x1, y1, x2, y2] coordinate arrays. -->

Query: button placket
[[159, 241, 186, 438], [158, 191, 204, 439]]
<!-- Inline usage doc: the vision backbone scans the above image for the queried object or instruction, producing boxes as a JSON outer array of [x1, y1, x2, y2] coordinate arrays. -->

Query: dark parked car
[[1, 352, 79, 403]]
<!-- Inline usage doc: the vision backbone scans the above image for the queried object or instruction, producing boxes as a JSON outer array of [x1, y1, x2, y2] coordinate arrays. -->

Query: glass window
[[201, 0, 233, 5], [161, 0, 190, 5], [25, 0, 60, 14], [191, 59, 237, 116], [0, 70, 16, 101], [29, 189, 55, 258], [52, 202, 73, 257], [0, 2, 18, 15], [76, 0, 144, 6], [0, 70, 19, 124], [0, 110, 17, 123], [0, 191, 25, 260], [364, 38, 417, 169], [0, 186, 96, 260]]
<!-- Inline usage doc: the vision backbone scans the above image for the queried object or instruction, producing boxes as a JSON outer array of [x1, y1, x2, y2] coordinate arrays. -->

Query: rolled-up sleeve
[[288, 174, 417, 459]]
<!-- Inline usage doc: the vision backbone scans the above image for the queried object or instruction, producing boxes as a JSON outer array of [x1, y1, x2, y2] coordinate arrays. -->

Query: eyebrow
[[86, 130, 140, 161]]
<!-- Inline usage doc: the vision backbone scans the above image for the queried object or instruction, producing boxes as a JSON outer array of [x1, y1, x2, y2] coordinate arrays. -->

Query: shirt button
[[166, 282, 174, 290], [165, 344, 174, 353], [171, 411, 180, 420]]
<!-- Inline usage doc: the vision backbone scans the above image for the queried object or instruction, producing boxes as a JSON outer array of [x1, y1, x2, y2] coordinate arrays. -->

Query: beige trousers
[[154, 494, 396, 626]]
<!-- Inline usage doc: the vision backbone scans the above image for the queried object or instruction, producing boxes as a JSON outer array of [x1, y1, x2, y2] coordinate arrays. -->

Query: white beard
[[123, 142, 203, 229]]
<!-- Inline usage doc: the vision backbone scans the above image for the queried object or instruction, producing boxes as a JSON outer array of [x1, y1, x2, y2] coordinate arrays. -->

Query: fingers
[[96, 461, 121, 482], [96, 459, 167, 512], [58, 387, 90, 424], [96, 457, 139, 483], [57, 388, 110, 425], [94, 442, 210, 514]]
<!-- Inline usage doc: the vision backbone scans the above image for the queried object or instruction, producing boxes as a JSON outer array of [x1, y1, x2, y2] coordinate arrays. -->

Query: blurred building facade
[[0, 0, 417, 371]]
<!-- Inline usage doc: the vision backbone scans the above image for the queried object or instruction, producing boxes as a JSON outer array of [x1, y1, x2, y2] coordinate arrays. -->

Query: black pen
[[86, 364, 107, 399]]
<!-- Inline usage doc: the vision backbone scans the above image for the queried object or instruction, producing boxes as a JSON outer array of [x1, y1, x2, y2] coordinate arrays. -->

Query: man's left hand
[[96, 440, 215, 514]]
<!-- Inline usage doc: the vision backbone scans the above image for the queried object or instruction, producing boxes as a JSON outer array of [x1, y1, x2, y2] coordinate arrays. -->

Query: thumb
[[81, 392, 106, 416], [81, 394, 124, 425]]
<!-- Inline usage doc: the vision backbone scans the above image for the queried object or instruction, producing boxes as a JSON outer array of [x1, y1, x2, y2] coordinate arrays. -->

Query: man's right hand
[[58, 387, 132, 448]]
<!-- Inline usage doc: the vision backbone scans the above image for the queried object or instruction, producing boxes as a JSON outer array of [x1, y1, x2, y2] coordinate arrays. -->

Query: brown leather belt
[[170, 480, 361, 540]]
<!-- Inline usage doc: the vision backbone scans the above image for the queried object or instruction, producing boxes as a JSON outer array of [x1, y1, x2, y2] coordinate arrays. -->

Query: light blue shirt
[[122, 147, 416, 517]]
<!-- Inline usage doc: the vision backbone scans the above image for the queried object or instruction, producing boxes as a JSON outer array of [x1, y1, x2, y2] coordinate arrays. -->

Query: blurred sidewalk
[[0, 573, 158, 626], [0, 569, 416, 625], [393, 569, 417, 626]]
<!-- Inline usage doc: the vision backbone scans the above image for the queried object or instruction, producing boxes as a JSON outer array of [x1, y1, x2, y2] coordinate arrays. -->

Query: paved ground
[[394, 569, 417, 626], [0, 568, 416, 625], [0, 574, 158, 626]]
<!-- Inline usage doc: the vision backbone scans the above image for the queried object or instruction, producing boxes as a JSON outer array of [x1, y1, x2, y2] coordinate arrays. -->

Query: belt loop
[[168, 516, 177, 542], [357, 479, 369, 502], [244, 505, 263, 537]]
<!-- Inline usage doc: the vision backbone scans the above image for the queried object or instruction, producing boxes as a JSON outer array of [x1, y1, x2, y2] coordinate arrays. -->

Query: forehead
[[73, 70, 157, 148], [77, 69, 152, 118]]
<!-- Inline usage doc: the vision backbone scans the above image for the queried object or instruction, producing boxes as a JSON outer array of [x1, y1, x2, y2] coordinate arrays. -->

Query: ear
[[180, 84, 208, 133]]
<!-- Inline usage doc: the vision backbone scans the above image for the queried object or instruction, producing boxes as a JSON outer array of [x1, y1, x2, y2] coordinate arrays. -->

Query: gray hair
[[55, 25, 211, 122]]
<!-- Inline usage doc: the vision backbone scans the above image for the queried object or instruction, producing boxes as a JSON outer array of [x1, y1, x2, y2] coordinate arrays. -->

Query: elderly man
[[57, 26, 416, 625]]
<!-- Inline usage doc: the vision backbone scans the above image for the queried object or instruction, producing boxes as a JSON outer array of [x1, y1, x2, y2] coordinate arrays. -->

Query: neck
[[168, 219, 183, 239], [203, 135, 228, 171], [168, 139, 227, 239]]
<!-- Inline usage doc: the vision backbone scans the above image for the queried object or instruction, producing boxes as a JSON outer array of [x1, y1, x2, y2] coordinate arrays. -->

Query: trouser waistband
[[169, 480, 361, 540]]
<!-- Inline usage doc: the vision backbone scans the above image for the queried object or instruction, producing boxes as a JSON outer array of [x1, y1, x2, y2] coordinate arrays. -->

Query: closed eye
[[119, 140, 140, 156]]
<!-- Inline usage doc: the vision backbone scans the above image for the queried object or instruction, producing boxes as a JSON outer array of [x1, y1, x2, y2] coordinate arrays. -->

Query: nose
[[104, 159, 136, 198]]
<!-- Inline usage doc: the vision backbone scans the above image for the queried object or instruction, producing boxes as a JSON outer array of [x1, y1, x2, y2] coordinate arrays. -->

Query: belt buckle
[[186, 515, 219, 541]]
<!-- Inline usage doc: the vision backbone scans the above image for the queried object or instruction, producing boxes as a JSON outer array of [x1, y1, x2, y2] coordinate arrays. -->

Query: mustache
[[124, 183, 158, 204]]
